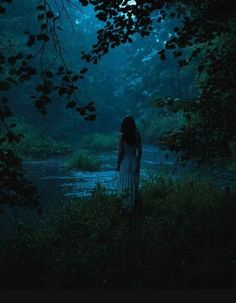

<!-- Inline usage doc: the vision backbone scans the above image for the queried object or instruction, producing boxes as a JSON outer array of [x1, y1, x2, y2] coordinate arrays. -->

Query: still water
[[24, 145, 175, 208], [1, 145, 235, 236]]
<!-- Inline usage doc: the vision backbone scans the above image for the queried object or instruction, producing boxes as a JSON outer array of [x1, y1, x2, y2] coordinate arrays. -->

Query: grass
[[66, 150, 101, 171], [81, 133, 118, 152], [0, 177, 235, 288]]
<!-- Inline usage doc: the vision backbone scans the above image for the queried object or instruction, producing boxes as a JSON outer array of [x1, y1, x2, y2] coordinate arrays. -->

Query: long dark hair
[[120, 115, 138, 145]]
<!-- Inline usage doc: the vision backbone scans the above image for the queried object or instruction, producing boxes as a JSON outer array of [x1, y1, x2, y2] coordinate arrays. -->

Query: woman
[[116, 115, 142, 213]]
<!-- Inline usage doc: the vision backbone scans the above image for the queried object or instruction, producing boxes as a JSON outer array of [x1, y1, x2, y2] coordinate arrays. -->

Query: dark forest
[[0, 0, 236, 289]]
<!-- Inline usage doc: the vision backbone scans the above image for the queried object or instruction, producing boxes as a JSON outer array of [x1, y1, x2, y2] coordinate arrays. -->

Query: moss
[[81, 133, 117, 151], [66, 150, 101, 171]]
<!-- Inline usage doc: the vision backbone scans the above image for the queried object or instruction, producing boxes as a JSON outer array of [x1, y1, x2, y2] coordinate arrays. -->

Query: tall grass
[[0, 178, 235, 288]]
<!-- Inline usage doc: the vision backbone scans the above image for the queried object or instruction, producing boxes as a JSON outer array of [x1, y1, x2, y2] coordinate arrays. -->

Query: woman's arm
[[116, 133, 124, 171]]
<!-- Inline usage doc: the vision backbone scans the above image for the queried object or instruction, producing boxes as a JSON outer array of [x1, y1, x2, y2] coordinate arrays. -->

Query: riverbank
[[0, 176, 235, 289], [1, 144, 235, 237]]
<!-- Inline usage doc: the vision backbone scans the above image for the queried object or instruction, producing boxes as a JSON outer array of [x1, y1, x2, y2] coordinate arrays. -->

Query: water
[[23, 145, 236, 209], [23, 145, 175, 208], [1, 145, 235, 237]]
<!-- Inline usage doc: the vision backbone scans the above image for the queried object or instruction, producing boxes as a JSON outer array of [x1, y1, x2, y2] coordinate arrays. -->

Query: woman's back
[[116, 116, 142, 213], [120, 140, 139, 175]]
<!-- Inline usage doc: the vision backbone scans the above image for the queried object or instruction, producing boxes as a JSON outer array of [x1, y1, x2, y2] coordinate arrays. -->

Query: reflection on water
[[23, 145, 236, 209], [1, 145, 235, 237], [23, 145, 175, 207]]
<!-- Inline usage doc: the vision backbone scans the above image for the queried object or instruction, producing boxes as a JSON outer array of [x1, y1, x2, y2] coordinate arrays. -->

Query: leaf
[[36, 5, 45, 11], [160, 53, 166, 60], [58, 87, 67, 96], [44, 71, 53, 78], [27, 35, 35, 47], [76, 107, 86, 115], [80, 0, 89, 6], [46, 11, 54, 19], [80, 68, 88, 74], [0, 6, 6, 14], [0, 81, 11, 91], [66, 101, 76, 109], [72, 75, 79, 81], [96, 12, 107, 22], [173, 51, 182, 58], [37, 34, 50, 42], [88, 114, 96, 121], [8, 56, 17, 65]]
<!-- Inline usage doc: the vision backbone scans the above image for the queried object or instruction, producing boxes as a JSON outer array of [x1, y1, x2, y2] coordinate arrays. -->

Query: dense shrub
[[81, 133, 118, 151], [0, 178, 235, 289], [66, 150, 101, 171], [1, 120, 72, 158], [229, 142, 236, 172], [138, 111, 186, 145]]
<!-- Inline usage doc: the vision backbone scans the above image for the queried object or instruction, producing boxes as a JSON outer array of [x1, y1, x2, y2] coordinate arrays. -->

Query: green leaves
[[27, 35, 36, 47], [36, 5, 45, 11], [80, 68, 88, 74], [0, 6, 6, 14], [75, 102, 96, 121], [66, 101, 77, 109], [96, 12, 107, 22], [158, 49, 166, 60], [79, 0, 89, 6], [37, 33, 50, 42], [0, 81, 11, 92]]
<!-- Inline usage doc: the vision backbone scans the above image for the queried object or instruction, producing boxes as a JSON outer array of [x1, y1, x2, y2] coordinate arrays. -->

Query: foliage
[[0, 97, 40, 214], [1, 0, 235, 215], [0, 178, 235, 288], [81, 132, 117, 151], [81, 0, 236, 162], [138, 111, 186, 144], [66, 150, 101, 171], [0, 0, 98, 214], [12, 120, 72, 158], [229, 142, 236, 172]]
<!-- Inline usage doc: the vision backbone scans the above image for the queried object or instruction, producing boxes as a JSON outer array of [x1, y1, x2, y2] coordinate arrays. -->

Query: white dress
[[117, 133, 142, 212]]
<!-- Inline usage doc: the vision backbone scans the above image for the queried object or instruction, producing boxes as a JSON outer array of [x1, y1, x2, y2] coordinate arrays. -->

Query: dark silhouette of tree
[[0, 0, 94, 214]]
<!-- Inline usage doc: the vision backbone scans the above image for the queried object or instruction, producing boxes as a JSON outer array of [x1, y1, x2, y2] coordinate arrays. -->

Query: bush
[[138, 111, 186, 145], [229, 142, 236, 172], [0, 178, 235, 289], [81, 133, 118, 151], [66, 150, 101, 171], [2, 120, 71, 158]]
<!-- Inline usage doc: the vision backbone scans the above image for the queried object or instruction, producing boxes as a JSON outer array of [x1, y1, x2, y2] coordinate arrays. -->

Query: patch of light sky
[[126, 0, 137, 5]]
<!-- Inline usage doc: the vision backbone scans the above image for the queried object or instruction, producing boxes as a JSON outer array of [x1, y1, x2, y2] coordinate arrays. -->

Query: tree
[[81, 0, 236, 162], [0, 0, 94, 214]]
